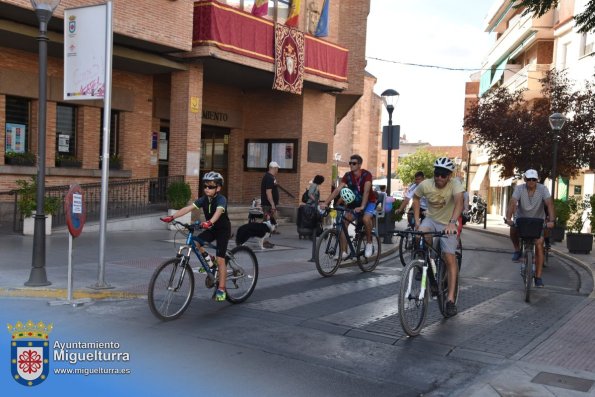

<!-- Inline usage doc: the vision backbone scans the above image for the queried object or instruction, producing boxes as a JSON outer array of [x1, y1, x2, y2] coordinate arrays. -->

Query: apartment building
[[0, 0, 370, 209]]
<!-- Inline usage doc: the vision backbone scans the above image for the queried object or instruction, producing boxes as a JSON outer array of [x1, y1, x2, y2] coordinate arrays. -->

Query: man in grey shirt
[[505, 169, 555, 288]]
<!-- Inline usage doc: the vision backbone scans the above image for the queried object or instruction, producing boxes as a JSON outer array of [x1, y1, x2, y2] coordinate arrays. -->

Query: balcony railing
[[502, 63, 550, 98]]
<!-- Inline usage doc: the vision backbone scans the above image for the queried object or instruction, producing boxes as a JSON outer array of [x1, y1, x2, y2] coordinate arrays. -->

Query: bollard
[[483, 208, 487, 229]]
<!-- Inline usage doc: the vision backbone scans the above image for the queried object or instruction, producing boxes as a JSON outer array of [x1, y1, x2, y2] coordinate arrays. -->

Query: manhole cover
[[531, 372, 594, 392]]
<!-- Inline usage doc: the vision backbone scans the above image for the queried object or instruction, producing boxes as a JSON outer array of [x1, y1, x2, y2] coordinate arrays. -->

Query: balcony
[[501, 63, 550, 100], [187, 1, 348, 91]]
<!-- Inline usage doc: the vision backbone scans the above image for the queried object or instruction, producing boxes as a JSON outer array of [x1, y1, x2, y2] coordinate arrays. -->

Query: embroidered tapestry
[[273, 24, 305, 95]]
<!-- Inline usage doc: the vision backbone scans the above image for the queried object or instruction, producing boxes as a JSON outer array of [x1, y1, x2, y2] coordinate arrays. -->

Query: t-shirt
[[512, 183, 551, 219], [193, 194, 231, 230], [261, 172, 279, 207], [406, 183, 427, 210], [306, 184, 320, 205], [414, 178, 465, 224], [340, 169, 376, 207]]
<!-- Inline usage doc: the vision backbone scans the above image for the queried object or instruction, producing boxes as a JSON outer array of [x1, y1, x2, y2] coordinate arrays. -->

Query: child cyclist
[[161, 171, 231, 302]]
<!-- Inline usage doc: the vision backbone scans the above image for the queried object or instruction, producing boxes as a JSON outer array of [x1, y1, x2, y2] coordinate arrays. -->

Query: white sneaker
[[365, 243, 374, 258], [335, 251, 349, 260]]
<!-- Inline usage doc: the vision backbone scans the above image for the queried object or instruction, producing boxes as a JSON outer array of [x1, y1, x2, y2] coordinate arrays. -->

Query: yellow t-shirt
[[414, 178, 464, 224]]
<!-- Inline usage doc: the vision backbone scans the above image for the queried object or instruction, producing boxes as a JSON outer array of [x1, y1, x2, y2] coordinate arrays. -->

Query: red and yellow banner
[[285, 0, 300, 27], [273, 24, 305, 94], [251, 0, 268, 17]]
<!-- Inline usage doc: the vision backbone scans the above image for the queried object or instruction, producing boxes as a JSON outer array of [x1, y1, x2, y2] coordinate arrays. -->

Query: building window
[[56, 104, 77, 157], [580, 32, 595, 57], [99, 110, 120, 159], [574, 185, 582, 195], [244, 139, 297, 171], [4, 96, 30, 155], [223, 0, 290, 22]]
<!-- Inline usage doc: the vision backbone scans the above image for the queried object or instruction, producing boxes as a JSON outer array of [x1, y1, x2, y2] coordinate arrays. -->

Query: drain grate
[[531, 372, 594, 392]]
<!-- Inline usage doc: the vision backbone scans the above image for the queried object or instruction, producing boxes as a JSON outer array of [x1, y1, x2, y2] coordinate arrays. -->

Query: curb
[[0, 287, 145, 300]]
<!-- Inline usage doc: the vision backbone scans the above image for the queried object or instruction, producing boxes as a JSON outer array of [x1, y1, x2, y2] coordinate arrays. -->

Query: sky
[[366, 0, 497, 146]]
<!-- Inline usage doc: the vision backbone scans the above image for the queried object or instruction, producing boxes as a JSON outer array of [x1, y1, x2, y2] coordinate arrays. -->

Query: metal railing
[[1, 175, 184, 233]]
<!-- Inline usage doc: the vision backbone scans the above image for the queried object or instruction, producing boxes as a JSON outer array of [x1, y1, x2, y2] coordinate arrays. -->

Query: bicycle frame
[[330, 206, 365, 258]]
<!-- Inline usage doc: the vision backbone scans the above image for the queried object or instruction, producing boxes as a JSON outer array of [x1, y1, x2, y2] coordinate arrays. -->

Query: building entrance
[[200, 125, 229, 197]]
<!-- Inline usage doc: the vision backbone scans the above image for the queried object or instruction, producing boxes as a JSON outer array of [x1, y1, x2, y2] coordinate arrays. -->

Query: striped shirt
[[512, 183, 550, 219]]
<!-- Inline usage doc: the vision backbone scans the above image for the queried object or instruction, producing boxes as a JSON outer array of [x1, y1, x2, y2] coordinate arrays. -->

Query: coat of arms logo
[[8, 320, 53, 387]]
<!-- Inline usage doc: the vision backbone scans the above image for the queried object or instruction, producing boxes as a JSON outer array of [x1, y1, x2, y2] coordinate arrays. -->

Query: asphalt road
[[2, 228, 591, 396]]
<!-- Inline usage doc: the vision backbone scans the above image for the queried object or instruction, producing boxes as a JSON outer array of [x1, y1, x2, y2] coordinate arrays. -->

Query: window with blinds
[[56, 104, 76, 156]]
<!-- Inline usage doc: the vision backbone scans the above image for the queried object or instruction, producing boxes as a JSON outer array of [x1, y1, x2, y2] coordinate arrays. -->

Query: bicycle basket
[[516, 217, 544, 239]]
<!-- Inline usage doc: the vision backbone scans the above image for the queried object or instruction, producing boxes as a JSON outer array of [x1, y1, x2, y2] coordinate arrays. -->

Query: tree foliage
[[464, 69, 595, 183], [512, 0, 595, 33], [397, 149, 443, 185]]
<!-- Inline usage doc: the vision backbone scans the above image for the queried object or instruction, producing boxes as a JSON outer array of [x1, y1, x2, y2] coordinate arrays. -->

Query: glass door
[[200, 126, 229, 197]]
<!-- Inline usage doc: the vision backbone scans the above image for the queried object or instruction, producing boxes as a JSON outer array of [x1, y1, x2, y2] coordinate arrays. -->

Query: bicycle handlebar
[[160, 219, 207, 232], [392, 229, 449, 237]]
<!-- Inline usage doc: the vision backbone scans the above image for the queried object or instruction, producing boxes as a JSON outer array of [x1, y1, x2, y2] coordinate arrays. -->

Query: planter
[[167, 209, 191, 231], [550, 226, 565, 242], [566, 233, 593, 254], [56, 159, 82, 168], [5, 156, 35, 166], [23, 214, 53, 236]]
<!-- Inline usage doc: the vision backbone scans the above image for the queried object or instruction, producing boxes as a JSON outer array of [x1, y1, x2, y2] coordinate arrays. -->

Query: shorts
[[198, 227, 231, 258], [363, 202, 377, 217], [419, 217, 458, 254]]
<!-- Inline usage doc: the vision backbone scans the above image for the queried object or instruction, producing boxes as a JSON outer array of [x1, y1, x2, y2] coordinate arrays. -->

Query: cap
[[269, 161, 280, 168], [525, 169, 538, 179]]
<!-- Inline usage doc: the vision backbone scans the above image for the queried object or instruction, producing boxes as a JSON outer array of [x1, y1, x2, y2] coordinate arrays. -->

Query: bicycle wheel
[[524, 247, 533, 303], [437, 258, 459, 317], [225, 246, 258, 303], [456, 238, 463, 270], [148, 258, 195, 321], [399, 232, 414, 266], [315, 228, 341, 277], [399, 259, 429, 336], [357, 232, 381, 272]]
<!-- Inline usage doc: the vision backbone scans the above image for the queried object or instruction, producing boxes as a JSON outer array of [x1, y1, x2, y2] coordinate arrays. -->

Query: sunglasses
[[525, 178, 537, 182], [349, 161, 359, 166], [433, 170, 450, 178], [203, 185, 218, 190]]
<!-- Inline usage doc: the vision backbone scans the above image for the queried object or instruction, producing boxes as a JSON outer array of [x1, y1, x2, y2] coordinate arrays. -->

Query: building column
[[170, 64, 204, 192]]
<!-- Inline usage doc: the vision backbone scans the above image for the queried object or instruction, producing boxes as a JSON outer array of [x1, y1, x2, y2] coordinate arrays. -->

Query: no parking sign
[[64, 184, 86, 237]]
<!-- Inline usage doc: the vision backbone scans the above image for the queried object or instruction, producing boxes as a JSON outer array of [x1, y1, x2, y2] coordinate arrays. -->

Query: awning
[[470, 164, 489, 191], [499, 177, 514, 187]]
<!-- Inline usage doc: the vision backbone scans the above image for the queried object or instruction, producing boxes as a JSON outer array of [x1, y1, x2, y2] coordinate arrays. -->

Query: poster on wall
[[63, 4, 107, 100], [158, 132, 168, 160], [5, 123, 26, 153], [58, 134, 70, 152]]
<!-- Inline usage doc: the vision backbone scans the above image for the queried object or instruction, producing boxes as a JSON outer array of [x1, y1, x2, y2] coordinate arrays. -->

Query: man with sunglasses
[[321, 154, 377, 258], [161, 171, 231, 302], [412, 157, 464, 317], [504, 169, 555, 288]]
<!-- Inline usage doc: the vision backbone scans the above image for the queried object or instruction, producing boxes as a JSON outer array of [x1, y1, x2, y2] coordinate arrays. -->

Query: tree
[[397, 149, 443, 185], [464, 69, 595, 183], [512, 0, 595, 33]]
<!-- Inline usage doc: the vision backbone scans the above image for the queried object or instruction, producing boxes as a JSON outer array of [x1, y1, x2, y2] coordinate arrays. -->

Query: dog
[[235, 220, 276, 249]]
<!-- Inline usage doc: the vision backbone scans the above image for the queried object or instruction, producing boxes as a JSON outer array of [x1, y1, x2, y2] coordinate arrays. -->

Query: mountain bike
[[396, 230, 461, 336], [398, 209, 426, 266], [315, 206, 381, 277], [514, 217, 545, 303], [148, 220, 258, 321]]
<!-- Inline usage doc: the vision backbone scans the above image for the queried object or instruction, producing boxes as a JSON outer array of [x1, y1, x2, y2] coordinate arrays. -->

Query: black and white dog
[[235, 220, 276, 249]]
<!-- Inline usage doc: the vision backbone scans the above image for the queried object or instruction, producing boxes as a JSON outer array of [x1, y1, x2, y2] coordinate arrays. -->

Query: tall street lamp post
[[465, 140, 476, 192], [26, 0, 61, 287], [549, 113, 566, 200], [381, 89, 400, 196]]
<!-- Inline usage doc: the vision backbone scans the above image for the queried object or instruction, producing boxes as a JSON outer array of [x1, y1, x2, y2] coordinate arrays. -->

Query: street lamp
[[549, 113, 566, 200], [465, 140, 476, 191], [26, 0, 61, 287], [454, 157, 462, 178], [381, 89, 400, 196]]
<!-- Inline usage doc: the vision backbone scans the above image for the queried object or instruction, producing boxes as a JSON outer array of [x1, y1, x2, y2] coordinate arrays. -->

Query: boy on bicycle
[[162, 172, 231, 302], [412, 157, 464, 317]]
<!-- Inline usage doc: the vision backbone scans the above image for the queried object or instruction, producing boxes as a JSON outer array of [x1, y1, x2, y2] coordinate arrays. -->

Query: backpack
[[301, 189, 309, 204]]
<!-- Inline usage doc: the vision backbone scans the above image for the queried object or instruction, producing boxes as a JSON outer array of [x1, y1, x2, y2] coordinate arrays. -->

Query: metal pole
[[466, 149, 472, 191], [551, 135, 558, 200], [92, 1, 114, 289], [26, 14, 51, 287], [386, 109, 393, 196]]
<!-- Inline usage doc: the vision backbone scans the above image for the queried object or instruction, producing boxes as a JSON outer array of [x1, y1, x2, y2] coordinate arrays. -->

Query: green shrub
[[15, 177, 60, 217], [590, 195, 595, 234], [567, 196, 590, 233], [390, 199, 404, 223], [166, 180, 191, 210], [553, 199, 571, 228], [5, 151, 36, 166]]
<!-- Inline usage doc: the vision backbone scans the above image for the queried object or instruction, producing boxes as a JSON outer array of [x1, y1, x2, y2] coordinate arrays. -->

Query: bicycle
[[396, 230, 461, 336], [148, 220, 258, 321], [513, 217, 545, 303], [315, 206, 381, 277], [398, 209, 426, 266]]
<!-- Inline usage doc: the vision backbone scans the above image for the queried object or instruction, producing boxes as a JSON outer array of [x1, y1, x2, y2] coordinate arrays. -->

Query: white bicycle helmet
[[434, 157, 455, 172], [340, 187, 356, 204], [203, 171, 224, 186]]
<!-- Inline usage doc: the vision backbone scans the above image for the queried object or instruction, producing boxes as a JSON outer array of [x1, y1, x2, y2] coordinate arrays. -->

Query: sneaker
[[445, 300, 458, 317], [534, 277, 544, 288], [263, 241, 275, 249], [512, 251, 522, 261], [365, 243, 374, 258], [214, 288, 226, 302]]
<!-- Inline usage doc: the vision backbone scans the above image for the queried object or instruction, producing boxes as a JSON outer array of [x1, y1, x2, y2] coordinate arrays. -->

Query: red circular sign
[[64, 184, 86, 238]]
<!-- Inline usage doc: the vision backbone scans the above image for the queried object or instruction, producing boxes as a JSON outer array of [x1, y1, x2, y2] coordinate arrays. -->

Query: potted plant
[[551, 199, 570, 242], [109, 154, 122, 170], [55, 154, 82, 168], [16, 177, 60, 235], [590, 195, 595, 235], [165, 180, 191, 230], [5, 151, 36, 166], [566, 196, 593, 254]]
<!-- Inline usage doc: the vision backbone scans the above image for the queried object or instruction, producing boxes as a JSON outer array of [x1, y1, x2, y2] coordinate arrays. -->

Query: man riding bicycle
[[504, 169, 555, 288], [412, 157, 464, 317], [321, 154, 377, 259], [162, 171, 231, 302], [395, 171, 428, 227]]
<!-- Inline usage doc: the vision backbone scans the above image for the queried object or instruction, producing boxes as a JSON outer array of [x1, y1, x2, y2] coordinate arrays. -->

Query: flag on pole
[[252, 0, 269, 17], [285, 0, 301, 27], [314, 0, 329, 37]]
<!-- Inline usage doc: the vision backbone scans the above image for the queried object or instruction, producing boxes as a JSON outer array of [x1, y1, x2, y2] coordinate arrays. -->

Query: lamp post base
[[24, 268, 51, 287]]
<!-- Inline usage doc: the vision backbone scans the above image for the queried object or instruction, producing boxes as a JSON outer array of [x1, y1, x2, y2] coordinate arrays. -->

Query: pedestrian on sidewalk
[[261, 161, 280, 248], [504, 169, 555, 288]]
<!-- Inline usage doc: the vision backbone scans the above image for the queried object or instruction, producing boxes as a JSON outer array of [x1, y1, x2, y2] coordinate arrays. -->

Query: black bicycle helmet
[[203, 171, 224, 186]]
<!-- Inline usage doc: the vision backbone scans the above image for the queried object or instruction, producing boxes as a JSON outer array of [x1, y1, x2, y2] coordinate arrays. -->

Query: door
[[200, 126, 229, 198]]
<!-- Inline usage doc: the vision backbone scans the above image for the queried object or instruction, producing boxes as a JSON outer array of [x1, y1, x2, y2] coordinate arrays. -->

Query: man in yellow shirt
[[412, 157, 464, 317]]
